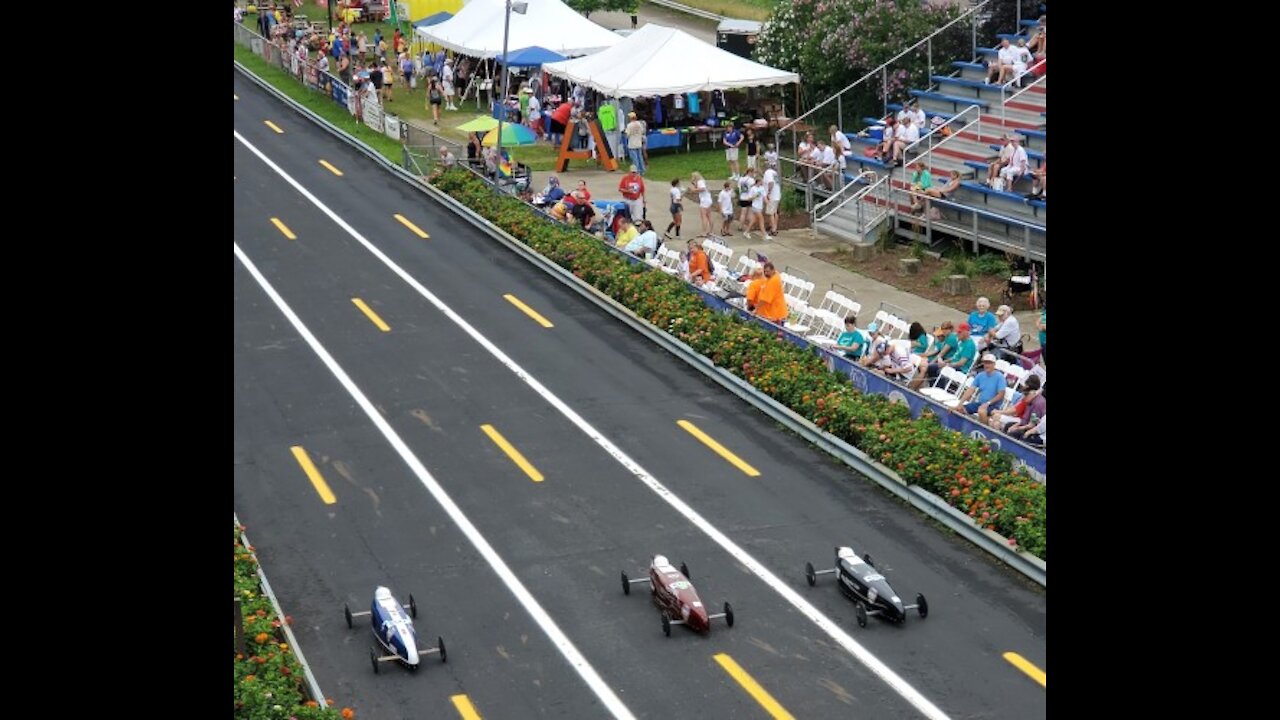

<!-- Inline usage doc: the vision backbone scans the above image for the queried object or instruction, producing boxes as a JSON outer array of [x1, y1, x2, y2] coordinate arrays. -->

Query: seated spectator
[[908, 162, 932, 213], [986, 135, 1015, 186], [917, 321, 953, 370], [987, 304, 1023, 359], [829, 125, 852, 176], [570, 199, 597, 229], [858, 323, 888, 367], [876, 118, 897, 163], [987, 375, 1038, 428], [925, 169, 961, 202], [997, 136, 1029, 190], [1011, 38, 1033, 86], [1026, 17, 1046, 55], [614, 216, 639, 250], [956, 353, 1006, 415], [835, 316, 868, 360], [988, 38, 1016, 85], [743, 267, 766, 311], [879, 337, 918, 384], [897, 100, 927, 134], [1021, 414, 1046, 446], [537, 175, 566, 206], [624, 220, 659, 258], [908, 321, 932, 356], [890, 116, 919, 165], [1026, 163, 1046, 200], [968, 296, 998, 346], [437, 145, 456, 168], [927, 322, 977, 378], [686, 238, 713, 286], [548, 200, 570, 223], [1005, 381, 1047, 441], [573, 180, 592, 204], [753, 261, 789, 323]]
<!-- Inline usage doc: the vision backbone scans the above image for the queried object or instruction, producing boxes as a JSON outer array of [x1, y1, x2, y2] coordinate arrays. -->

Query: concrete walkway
[[540, 164, 1041, 350]]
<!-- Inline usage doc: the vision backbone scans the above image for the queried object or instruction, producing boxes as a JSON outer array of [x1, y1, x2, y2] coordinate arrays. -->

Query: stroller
[[1002, 256, 1043, 309], [593, 200, 631, 239]]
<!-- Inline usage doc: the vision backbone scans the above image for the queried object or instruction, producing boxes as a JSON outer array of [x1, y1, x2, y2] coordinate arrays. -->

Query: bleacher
[[804, 18, 1046, 260]]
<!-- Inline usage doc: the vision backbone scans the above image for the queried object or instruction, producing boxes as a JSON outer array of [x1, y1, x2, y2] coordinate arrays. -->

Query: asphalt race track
[[233, 71, 1046, 720]]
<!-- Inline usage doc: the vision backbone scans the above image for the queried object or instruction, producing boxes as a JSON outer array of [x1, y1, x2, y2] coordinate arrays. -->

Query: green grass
[[235, 44, 404, 164], [668, 0, 776, 22]]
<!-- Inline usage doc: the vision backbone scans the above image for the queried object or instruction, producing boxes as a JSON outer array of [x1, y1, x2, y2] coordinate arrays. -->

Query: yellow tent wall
[[405, 0, 464, 22]]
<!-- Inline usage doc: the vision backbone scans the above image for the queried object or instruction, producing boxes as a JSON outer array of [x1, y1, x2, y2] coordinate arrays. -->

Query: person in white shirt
[[748, 179, 767, 239], [796, 132, 815, 182], [764, 143, 779, 170], [818, 140, 838, 190], [986, 135, 1015, 186], [690, 171, 713, 236], [829, 124, 851, 174], [1010, 39, 1033, 85], [526, 93, 541, 136], [877, 117, 897, 162], [718, 181, 735, 235], [988, 39, 1016, 84], [987, 304, 1022, 358], [666, 178, 684, 237], [890, 117, 919, 165], [998, 137, 1029, 188], [896, 100, 926, 132], [762, 166, 781, 237], [736, 171, 756, 231], [624, 220, 659, 258]]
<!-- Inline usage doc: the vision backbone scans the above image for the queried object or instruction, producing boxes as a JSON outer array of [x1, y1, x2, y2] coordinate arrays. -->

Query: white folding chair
[[921, 367, 969, 406]]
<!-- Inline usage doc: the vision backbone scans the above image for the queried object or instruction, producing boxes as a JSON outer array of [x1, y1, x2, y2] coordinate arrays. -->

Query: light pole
[[496, 0, 528, 183]]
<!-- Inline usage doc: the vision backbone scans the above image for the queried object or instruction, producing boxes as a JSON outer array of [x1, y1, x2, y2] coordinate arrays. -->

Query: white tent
[[413, 0, 622, 60], [541, 23, 799, 99]]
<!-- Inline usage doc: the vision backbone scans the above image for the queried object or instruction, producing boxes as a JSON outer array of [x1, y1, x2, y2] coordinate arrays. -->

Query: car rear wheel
[[438, 636, 447, 663], [681, 562, 690, 579], [805, 562, 816, 587], [345, 604, 353, 629], [916, 593, 928, 619], [724, 602, 735, 628], [409, 594, 418, 619], [370, 648, 379, 674], [863, 553, 874, 568], [662, 615, 671, 637], [855, 601, 868, 628], [621, 571, 631, 595]]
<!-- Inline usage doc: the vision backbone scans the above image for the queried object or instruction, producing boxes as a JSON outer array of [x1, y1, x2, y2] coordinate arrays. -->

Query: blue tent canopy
[[501, 46, 567, 68], [413, 12, 453, 29]]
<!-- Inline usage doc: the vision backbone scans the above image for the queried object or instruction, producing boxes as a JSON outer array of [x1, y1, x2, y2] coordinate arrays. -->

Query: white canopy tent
[[540, 23, 799, 98], [413, 0, 623, 60]]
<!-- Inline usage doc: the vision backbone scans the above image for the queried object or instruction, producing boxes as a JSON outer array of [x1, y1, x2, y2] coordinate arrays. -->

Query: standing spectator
[[666, 178, 684, 238], [437, 145, 457, 169], [753, 261, 789, 324], [748, 173, 768, 238], [1036, 308, 1046, 365], [624, 111, 647, 174], [829, 124, 851, 177], [573, 180, 592, 204], [526, 92, 542, 137], [764, 142, 779, 171], [552, 101, 574, 149], [736, 171, 756, 233], [618, 165, 646, 223], [427, 76, 444, 125], [376, 34, 388, 62], [356, 31, 368, 64], [718, 181, 735, 236], [762, 162, 780, 239], [690, 171, 713, 236], [745, 128, 759, 173], [441, 57, 456, 110], [723, 124, 744, 179], [399, 52, 414, 92], [368, 59, 384, 102]]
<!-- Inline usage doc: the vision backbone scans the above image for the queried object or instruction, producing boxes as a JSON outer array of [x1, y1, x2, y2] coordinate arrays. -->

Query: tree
[[753, 0, 970, 132], [567, 0, 603, 18]]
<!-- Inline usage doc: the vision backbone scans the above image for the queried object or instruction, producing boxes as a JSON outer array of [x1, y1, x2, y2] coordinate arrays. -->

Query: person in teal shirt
[[928, 322, 977, 378], [834, 316, 867, 360], [908, 321, 931, 355], [1037, 308, 1046, 364]]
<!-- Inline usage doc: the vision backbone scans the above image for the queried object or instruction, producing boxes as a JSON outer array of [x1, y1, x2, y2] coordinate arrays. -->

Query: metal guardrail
[[234, 61, 1046, 587], [234, 513, 328, 704], [644, 0, 726, 22]]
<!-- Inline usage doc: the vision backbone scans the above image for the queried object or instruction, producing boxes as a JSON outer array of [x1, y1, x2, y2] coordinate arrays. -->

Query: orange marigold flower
[[327, 699, 335, 706], [342, 709, 356, 719], [279, 643, 289, 651], [305, 701, 319, 708], [255, 632, 270, 644], [244, 675, 256, 683]]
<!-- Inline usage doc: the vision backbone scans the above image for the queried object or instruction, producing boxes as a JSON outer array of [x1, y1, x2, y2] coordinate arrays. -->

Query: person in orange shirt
[[743, 267, 765, 310], [686, 238, 712, 286], [753, 261, 789, 323]]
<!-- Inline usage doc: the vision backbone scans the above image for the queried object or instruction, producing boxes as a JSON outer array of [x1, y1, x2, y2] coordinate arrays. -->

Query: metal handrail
[[775, 0, 991, 149], [998, 59, 1047, 126], [813, 170, 877, 222], [894, 104, 982, 187]]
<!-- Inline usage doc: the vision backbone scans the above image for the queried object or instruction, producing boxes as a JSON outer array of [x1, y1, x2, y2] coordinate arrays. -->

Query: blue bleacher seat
[[909, 89, 990, 111]]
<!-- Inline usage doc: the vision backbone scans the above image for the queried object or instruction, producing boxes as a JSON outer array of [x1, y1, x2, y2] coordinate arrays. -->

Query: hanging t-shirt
[[598, 103, 617, 131], [673, 94, 684, 110], [652, 97, 664, 124], [711, 89, 726, 114], [686, 93, 700, 116]]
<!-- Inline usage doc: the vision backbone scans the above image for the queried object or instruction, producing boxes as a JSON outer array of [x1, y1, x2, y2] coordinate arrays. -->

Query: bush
[[235, 523, 350, 720], [430, 169, 1046, 559]]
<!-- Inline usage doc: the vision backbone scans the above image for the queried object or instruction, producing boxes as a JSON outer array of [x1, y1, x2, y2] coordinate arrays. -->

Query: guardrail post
[[838, 97, 843, 135], [1023, 224, 1030, 256], [971, 12, 977, 59], [927, 38, 933, 85]]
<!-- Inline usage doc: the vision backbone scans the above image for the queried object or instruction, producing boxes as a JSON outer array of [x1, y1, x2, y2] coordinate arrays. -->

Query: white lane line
[[233, 130, 949, 720], [233, 242, 635, 720]]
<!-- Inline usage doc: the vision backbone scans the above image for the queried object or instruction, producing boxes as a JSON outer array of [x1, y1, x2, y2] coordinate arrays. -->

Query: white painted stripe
[[233, 130, 950, 720], [233, 241, 635, 720]]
